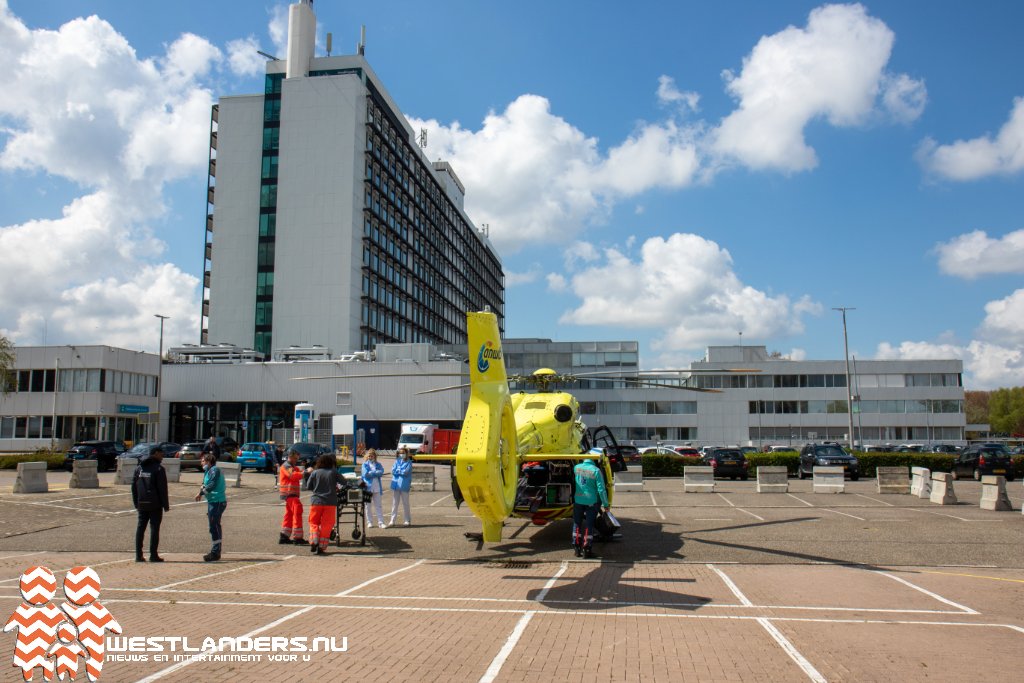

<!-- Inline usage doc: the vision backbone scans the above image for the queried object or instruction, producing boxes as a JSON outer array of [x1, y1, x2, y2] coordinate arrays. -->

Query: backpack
[[134, 467, 158, 511]]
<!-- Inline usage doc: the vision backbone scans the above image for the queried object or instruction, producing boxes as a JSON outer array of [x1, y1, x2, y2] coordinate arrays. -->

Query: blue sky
[[1, 1, 1022, 388]]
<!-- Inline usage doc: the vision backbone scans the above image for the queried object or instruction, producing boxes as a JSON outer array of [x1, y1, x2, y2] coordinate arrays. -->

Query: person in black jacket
[[132, 447, 170, 562]]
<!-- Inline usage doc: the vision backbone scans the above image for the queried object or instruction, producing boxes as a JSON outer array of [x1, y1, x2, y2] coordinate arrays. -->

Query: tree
[[987, 387, 1024, 436], [0, 335, 13, 395], [964, 390, 990, 426]]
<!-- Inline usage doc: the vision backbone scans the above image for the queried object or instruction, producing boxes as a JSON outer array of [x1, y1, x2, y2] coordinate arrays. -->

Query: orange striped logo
[[4, 565, 121, 682]]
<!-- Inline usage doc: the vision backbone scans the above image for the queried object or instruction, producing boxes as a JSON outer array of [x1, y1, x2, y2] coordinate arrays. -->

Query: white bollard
[[979, 475, 1012, 511], [812, 466, 845, 494], [683, 466, 715, 493], [930, 472, 957, 505], [410, 464, 436, 492], [910, 467, 931, 499], [219, 461, 243, 488], [115, 458, 136, 485], [69, 460, 99, 489], [756, 466, 789, 493], [876, 466, 910, 494], [162, 458, 181, 483], [13, 461, 49, 493]]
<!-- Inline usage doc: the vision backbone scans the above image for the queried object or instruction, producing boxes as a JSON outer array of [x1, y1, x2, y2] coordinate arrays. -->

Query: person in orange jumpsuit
[[278, 448, 307, 544]]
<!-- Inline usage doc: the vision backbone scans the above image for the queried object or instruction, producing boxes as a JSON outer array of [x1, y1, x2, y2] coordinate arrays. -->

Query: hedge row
[[0, 450, 67, 470], [640, 452, 1024, 479]]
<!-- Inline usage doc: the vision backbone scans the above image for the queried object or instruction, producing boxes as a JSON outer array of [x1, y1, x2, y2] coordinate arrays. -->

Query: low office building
[[0, 346, 159, 452]]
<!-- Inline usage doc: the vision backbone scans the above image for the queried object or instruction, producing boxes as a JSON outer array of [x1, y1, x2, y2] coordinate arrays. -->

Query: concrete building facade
[[203, 0, 503, 358]]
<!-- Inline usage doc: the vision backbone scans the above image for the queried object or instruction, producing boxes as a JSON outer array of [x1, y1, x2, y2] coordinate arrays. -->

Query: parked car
[[174, 441, 206, 470], [615, 445, 641, 463], [63, 441, 121, 472], [952, 444, 1014, 481], [640, 446, 683, 456], [287, 442, 332, 468], [118, 441, 182, 466], [673, 447, 702, 459], [740, 446, 758, 456], [769, 445, 797, 453], [237, 442, 277, 473], [929, 444, 960, 454], [703, 448, 749, 480], [798, 442, 860, 480], [215, 436, 239, 454]]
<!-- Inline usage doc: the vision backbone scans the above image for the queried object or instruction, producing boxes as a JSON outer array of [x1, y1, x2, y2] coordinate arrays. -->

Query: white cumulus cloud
[[876, 339, 1024, 390], [227, 35, 267, 77], [557, 233, 819, 352], [935, 229, 1024, 279], [712, 3, 924, 172], [0, 4, 229, 349], [918, 96, 1024, 180]]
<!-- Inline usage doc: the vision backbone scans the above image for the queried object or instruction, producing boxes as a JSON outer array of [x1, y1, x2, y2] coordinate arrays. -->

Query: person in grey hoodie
[[132, 447, 170, 562], [304, 454, 342, 555]]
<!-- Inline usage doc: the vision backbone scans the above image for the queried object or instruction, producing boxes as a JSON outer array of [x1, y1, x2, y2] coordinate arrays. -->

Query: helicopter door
[[590, 426, 627, 472]]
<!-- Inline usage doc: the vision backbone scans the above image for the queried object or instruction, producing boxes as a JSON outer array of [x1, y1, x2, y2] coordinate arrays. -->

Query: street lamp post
[[154, 314, 169, 442], [833, 307, 856, 451]]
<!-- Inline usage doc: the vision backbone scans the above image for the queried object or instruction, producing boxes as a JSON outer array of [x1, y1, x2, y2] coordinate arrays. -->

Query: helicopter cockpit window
[[554, 405, 573, 423]]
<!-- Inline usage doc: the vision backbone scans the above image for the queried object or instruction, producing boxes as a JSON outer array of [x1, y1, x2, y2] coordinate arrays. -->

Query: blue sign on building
[[118, 404, 149, 414]]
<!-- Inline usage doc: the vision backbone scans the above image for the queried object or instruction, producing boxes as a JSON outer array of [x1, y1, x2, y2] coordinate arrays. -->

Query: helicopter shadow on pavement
[[481, 517, 688, 562]]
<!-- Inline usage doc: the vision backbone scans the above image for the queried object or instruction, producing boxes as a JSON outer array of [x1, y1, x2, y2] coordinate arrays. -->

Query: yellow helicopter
[[296, 310, 753, 543], [414, 310, 745, 542]]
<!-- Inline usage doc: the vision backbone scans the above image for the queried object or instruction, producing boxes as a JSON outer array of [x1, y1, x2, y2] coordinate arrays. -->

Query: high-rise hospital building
[[202, 0, 504, 357]]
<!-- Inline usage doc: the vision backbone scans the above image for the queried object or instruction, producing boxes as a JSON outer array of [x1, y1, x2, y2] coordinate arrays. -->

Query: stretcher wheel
[[351, 528, 361, 540]]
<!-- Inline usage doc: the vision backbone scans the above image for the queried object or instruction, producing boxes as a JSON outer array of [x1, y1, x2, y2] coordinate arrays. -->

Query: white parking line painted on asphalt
[[535, 561, 568, 603], [694, 518, 732, 521], [480, 611, 534, 683], [905, 508, 1001, 523], [821, 508, 866, 521], [648, 492, 666, 520], [0, 558, 134, 584], [737, 508, 766, 521], [716, 493, 735, 507], [854, 493, 895, 506], [55, 492, 131, 502], [757, 617, 827, 683], [430, 493, 453, 506], [707, 564, 753, 606], [786, 493, 814, 507], [153, 559, 286, 591], [135, 605, 318, 683], [876, 570, 978, 614], [335, 559, 425, 596]]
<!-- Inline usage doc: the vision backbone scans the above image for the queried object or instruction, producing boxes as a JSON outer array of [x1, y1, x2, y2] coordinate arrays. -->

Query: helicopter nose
[[554, 405, 573, 422]]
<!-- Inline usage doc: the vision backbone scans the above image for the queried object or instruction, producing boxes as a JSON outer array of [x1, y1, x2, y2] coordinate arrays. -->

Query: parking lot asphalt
[[0, 466, 1021, 681]]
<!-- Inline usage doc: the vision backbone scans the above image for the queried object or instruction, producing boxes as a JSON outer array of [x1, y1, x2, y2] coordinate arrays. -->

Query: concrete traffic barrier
[[756, 466, 789, 493], [162, 458, 181, 483], [929, 472, 957, 505], [115, 458, 135, 485], [13, 462, 48, 494], [812, 466, 845, 493], [69, 460, 99, 489], [910, 467, 931, 499], [683, 466, 715, 493], [876, 466, 910, 494], [219, 461, 243, 488], [979, 475, 1012, 511], [410, 464, 436, 492], [613, 470, 644, 492]]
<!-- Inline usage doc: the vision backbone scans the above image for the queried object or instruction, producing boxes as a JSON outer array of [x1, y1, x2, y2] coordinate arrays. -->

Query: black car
[[118, 441, 183, 466], [952, 444, 1014, 481], [64, 441, 122, 472], [704, 448, 749, 480], [287, 442, 332, 468], [798, 442, 860, 480]]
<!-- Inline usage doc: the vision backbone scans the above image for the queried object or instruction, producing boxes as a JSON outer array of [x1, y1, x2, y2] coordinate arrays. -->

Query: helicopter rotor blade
[[292, 372, 469, 381], [415, 383, 472, 395]]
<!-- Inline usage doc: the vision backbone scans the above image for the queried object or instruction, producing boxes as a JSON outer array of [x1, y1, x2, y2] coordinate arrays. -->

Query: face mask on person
[[203, 463, 211, 471]]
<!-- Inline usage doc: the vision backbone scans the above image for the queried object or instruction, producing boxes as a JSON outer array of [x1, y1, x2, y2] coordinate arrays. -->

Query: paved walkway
[[0, 470, 1020, 681]]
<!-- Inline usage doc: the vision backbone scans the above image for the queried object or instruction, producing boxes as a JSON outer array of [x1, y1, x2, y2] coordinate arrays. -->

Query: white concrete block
[[683, 466, 715, 493], [69, 460, 99, 489], [115, 458, 135, 485], [910, 467, 931, 499], [756, 466, 789, 493], [162, 458, 181, 483], [979, 475, 1012, 511], [812, 466, 845, 494], [876, 466, 910, 494], [930, 472, 957, 505], [410, 464, 435, 492], [13, 461, 48, 494], [219, 461, 243, 488], [613, 470, 644, 492]]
